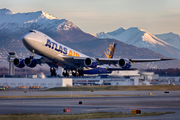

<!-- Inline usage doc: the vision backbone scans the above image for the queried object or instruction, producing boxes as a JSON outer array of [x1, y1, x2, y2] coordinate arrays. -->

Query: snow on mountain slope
[[0, 8, 96, 43], [0, 8, 78, 33], [93, 27, 170, 48], [155, 32, 180, 50], [93, 27, 180, 60]]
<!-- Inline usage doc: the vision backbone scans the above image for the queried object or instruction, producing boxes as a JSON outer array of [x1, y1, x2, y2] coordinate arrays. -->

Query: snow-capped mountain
[[0, 8, 180, 69], [0, 8, 96, 42], [93, 27, 171, 48], [155, 32, 180, 50], [93, 27, 180, 60], [0, 8, 77, 33]]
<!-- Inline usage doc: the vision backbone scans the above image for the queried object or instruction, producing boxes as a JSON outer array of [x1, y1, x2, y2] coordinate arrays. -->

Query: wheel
[[80, 69, 84, 77], [53, 69, 56, 76], [51, 73, 53, 76], [76, 72, 79, 77], [50, 68, 53, 76], [63, 72, 66, 77], [78, 69, 84, 77], [50, 68, 56, 76], [72, 72, 76, 77], [66, 72, 69, 77]]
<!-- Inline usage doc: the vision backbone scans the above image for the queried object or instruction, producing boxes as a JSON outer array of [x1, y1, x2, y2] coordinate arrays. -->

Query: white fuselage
[[22, 30, 89, 69]]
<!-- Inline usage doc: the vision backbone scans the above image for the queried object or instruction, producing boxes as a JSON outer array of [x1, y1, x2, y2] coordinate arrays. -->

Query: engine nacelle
[[118, 58, 132, 69], [24, 57, 37, 68], [13, 58, 25, 68], [84, 58, 98, 68]]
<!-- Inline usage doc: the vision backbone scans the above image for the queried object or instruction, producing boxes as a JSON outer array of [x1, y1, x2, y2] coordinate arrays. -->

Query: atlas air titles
[[45, 39, 79, 57]]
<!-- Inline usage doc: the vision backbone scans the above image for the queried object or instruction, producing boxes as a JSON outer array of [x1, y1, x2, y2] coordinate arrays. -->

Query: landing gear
[[62, 70, 69, 77], [72, 71, 76, 77], [78, 69, 84, 77], [50, 68, 57, 77], [63, 69, 84, 77]]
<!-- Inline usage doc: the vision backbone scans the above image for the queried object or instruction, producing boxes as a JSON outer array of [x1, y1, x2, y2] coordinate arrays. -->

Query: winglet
[[101, 42, 116, 58]]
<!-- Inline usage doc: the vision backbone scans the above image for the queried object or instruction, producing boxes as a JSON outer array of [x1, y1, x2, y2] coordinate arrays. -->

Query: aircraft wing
[[95, 58, 175, 65], [129, 58, 175, 63], [61, 57, 175, 67], [34, 55, 175, 69]]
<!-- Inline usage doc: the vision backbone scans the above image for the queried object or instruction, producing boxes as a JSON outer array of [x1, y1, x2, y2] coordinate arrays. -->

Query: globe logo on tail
[[104, 42, 116, 58]]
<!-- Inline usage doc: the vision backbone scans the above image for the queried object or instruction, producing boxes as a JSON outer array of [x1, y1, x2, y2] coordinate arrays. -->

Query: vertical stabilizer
[[101, 42, 116, 58]]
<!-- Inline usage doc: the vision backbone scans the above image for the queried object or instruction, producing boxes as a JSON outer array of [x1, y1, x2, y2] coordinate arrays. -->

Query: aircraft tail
[[100, 42, 116, 58]]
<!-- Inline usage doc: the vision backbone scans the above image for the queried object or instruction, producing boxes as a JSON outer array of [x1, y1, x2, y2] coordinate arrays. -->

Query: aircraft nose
[[22, 34, 30, 47], [22, 32, 35, 51], [22, 30, 35, 44], [22, 34, 29, 43]]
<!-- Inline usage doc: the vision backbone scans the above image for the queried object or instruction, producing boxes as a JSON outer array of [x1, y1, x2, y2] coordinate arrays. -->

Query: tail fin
[[101, 42, 116, 58]]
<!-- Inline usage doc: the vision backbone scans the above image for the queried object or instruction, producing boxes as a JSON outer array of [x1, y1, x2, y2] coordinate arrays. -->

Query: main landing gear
[[63, 69, 84, 77], [62, 70, 69, 77], [50, 68, 57, 77]]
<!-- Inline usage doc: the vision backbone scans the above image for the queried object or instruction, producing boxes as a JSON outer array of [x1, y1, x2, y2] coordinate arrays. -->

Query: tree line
[[145, 68, 180, 76]]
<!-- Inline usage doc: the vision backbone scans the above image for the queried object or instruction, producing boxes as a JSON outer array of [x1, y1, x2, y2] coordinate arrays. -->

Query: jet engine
[[84, 58, 97, 68], [118, 58, 132, 69], [24, 57, 37, 68], [13, 58, 25, 68]]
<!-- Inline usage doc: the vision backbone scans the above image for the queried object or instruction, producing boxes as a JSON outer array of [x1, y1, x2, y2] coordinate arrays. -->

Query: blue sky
[[1, 0, 180, 34]]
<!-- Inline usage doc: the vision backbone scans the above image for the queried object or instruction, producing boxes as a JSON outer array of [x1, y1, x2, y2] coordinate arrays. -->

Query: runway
[[0, 91, 180, 120]]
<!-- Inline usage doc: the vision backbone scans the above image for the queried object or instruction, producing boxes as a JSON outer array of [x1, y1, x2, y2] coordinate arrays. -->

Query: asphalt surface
[[0, 91, 180, 120], [1, 90, 180, 96]]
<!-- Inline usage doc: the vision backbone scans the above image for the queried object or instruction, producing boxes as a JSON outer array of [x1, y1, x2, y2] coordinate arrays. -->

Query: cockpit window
[[29, 30, 36, 33]]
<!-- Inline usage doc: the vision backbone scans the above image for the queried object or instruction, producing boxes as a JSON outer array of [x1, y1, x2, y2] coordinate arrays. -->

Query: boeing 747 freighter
[[13, 30, 174, 77]]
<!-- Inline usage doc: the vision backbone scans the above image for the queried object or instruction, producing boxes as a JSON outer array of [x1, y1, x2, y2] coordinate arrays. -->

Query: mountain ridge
[[0, 8, 180, 69], [155, 32, 180, 50], [93, 27, 180, 60]]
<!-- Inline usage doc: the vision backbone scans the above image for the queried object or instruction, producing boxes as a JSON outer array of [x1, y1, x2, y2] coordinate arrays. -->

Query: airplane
[[13, 30, 174, 77]]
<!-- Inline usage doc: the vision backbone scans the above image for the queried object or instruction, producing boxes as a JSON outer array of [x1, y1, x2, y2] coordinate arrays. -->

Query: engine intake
[[84, 58, 97, 68], [119, 58, 132, 69], [24, 57, 37, 68], [13, 58, 25, 68]]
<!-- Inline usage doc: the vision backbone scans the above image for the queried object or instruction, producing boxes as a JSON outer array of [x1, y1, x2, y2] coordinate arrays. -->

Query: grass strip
[[0, 112, 174, 120]]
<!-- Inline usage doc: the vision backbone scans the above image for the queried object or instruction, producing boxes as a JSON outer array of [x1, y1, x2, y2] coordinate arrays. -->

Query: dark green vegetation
[[146, 68, 180, 76], [47, 85, 180, 91], [0, 112, 174, 120]]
